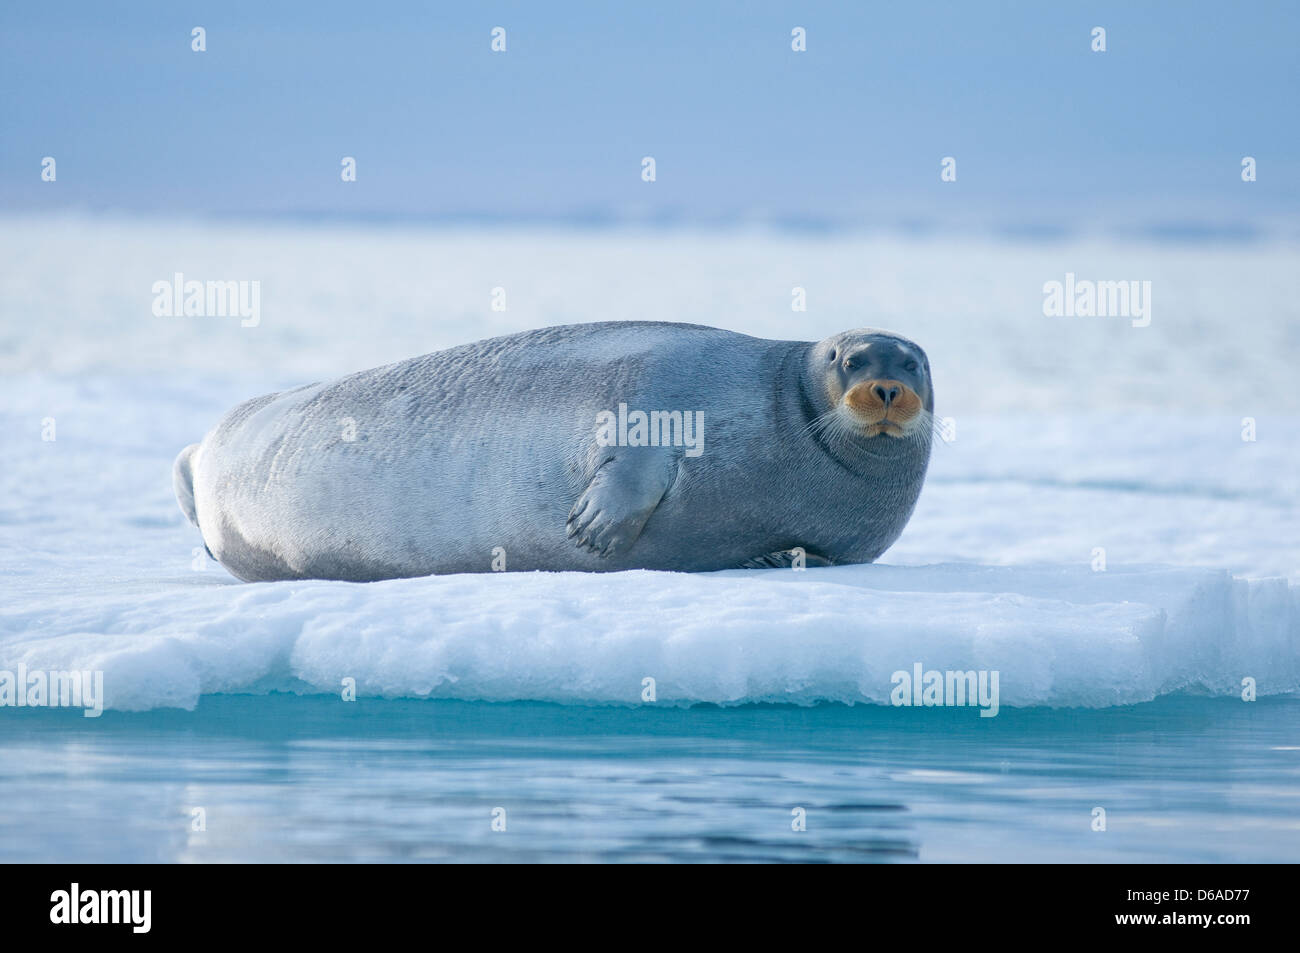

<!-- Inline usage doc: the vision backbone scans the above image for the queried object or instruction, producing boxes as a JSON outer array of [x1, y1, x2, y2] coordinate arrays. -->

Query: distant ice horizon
[[8, 205, 1299, 246]]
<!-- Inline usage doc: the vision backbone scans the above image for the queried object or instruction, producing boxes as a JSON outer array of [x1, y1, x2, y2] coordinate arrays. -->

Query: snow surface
[[2, 216, 1297, 711], [2, 562, 1297, 712]]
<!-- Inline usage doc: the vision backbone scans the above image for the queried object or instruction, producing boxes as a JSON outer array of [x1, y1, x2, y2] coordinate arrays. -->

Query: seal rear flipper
[[172, 442, 215, 559], [739, 548, 834, 570], [173, 443, 201, 527], [566, 451, 676, 557]]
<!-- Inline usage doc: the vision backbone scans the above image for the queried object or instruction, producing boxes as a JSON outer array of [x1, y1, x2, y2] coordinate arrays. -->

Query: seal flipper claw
[[739, 549, 834, 570], [567, 451, 676, 557]]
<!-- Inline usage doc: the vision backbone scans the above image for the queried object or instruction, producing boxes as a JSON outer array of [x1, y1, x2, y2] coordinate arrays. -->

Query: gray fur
[[176, 321, 933, 581]]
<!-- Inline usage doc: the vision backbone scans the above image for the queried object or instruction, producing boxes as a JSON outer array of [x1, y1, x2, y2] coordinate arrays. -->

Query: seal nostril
[[873, 384, 899, 407]]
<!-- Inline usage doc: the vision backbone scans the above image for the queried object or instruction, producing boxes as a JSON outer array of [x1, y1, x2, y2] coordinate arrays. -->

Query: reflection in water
[[1, 694, 1298, 862]]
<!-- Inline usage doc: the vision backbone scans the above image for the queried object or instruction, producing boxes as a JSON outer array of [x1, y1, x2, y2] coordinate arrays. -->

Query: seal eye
[[904, 359, 918, 372]]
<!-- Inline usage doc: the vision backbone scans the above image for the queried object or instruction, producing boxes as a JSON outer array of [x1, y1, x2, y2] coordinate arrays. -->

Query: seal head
[[805, 329, 934, 442]]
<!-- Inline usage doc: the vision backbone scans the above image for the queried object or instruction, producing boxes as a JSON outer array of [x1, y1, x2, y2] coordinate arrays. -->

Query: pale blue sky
[[2, 1, 1296, 232]]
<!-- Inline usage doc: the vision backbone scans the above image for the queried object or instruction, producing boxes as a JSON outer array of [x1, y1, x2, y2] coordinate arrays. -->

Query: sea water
[[2, 695, 1298, 862]]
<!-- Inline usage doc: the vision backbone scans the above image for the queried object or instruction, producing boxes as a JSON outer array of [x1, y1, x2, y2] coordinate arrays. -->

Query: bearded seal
[[173, 321, 934, 581]]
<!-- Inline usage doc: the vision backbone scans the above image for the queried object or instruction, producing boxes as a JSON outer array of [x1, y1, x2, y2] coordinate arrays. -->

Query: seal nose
[[873, 384, 901, 408]]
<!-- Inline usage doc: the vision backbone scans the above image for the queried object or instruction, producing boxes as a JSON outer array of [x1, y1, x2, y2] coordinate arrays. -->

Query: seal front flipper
[[566, 450, 676, 557], [739, 548, 834, 570]]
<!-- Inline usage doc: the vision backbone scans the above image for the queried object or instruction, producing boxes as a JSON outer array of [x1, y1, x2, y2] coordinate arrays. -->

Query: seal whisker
[[910, 409, 948, 450], [818, 411, 891, 461], [799, 407, 840, 441]]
